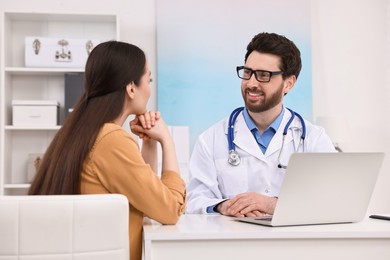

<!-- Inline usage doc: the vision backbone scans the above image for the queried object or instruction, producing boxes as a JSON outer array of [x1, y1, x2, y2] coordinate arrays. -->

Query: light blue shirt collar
[[243, 107, 284, 132], [243, 107, 285, 153]]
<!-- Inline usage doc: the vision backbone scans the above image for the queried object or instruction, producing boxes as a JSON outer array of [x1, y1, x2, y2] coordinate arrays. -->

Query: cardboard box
[[12, 100, 59, 127], [25, 36, 100, 68]]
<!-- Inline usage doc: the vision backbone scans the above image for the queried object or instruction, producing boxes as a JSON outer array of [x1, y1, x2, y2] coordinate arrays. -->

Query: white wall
[[1, 0, 389, 213], [311, 0, 390, 214]]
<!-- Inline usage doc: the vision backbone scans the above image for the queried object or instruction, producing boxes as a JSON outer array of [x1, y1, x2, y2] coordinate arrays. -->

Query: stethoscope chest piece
[[228, 150, 241, 166]]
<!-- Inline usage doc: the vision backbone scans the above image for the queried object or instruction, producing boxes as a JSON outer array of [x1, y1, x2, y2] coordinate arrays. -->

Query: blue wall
[[157, 0, 311, 150]]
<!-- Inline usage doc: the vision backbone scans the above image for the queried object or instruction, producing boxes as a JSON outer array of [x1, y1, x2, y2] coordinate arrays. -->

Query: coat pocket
[[215, 158, 249, 198]]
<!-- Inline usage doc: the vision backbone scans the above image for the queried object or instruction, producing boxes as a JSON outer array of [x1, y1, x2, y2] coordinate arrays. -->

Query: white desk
[[143, 214, 390, 260]]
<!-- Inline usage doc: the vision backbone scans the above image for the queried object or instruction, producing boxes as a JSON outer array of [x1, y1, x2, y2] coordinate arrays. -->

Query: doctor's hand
[[217, 192, 277, 217], [216, 200, 244, 217]]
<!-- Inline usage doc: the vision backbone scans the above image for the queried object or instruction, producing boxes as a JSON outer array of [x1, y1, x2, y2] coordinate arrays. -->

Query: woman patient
[[29, 41, 186, 260]]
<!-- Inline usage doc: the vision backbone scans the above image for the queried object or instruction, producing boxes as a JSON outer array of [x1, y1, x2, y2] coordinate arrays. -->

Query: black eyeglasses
[[236, 66, 283, 83]]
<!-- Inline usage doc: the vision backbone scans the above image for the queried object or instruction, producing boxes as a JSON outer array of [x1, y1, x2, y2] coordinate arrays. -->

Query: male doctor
[[186, 32, 336, 216]]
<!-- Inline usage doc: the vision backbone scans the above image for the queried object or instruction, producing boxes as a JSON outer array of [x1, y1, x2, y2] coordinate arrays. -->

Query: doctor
[[186, 32, 336, 216]]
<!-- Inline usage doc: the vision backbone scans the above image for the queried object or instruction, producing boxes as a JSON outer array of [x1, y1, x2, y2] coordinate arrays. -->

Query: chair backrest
[[0, 194, 129, 260]]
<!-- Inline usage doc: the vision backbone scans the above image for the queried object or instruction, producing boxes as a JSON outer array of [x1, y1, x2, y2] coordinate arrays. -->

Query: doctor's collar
[[243, 107, 284, 133]]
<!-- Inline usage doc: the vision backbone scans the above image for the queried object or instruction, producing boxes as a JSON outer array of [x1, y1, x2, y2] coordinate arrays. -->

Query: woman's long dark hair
[[29, 41, 146, 195]]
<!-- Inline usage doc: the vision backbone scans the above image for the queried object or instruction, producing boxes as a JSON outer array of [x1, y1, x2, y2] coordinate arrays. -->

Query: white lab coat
[[186, 107, 336, 214]]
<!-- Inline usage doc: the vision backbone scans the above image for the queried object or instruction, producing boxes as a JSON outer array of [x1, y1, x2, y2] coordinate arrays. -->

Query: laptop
[[236, 152, 385, 227]]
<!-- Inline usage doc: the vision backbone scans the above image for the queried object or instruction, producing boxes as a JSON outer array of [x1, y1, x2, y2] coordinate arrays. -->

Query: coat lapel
[[266, 108, 292, 156], [266, 108, 302, 156], [229, 113, 265, 161]]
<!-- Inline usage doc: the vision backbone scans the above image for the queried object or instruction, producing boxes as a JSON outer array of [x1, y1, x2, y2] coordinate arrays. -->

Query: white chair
[[0, 194, 129, 260]]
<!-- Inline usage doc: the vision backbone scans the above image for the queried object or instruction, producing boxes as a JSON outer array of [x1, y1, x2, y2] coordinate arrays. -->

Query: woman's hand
[[130, 110, 160, 140], [130, 110, 170, 143], [130, 111, 179, 174]]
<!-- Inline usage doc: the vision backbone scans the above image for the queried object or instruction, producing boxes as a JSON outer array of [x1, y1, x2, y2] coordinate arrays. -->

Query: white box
[[25, 36, 101, 68], [12, 100, 59, 126]]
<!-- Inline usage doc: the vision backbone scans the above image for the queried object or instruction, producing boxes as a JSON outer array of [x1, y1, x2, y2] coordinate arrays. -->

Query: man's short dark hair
[[245, 32, 302, 79]]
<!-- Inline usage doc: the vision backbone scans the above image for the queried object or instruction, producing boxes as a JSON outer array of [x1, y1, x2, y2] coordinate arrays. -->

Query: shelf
[[1, 11, 119, 196], [4, 184, 31, 189], [5, 67, 84, 75], [5, 125, 61, 130], [5, 12, 117, 23]]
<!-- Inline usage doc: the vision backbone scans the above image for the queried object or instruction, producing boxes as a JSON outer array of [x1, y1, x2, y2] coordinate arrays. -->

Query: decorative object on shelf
[[25, 37, 101, 68], [55, 39, 72, 62], [32, 38, 41, 55], [85, 40, 94, 55], [27, 153, 44, 183], [315, 116, 350, 152], [12, 100, 60, 127]]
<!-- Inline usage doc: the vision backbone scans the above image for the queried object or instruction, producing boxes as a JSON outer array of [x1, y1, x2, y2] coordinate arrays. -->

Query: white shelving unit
[[0, 12, 119, 195]]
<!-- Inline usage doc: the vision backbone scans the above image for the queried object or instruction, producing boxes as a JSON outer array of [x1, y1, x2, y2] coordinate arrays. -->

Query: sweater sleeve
[[89, 127, 186, 224]]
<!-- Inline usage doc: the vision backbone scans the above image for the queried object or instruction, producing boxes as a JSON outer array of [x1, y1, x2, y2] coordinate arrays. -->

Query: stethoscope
[[227, 107, 306, 168]]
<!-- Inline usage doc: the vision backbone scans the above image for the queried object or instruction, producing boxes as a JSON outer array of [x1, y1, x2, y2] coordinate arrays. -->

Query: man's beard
[[242, 83, 284, 113]]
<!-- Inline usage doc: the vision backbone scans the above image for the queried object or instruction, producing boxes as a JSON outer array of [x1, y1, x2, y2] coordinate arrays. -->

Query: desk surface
[[144, 214, 390, 240], [143, 214, 390, 260]]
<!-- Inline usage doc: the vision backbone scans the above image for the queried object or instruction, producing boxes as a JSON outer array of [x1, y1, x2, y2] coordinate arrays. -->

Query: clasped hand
[[217, 192, 277, 217], [130, 110, 168, 142]]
